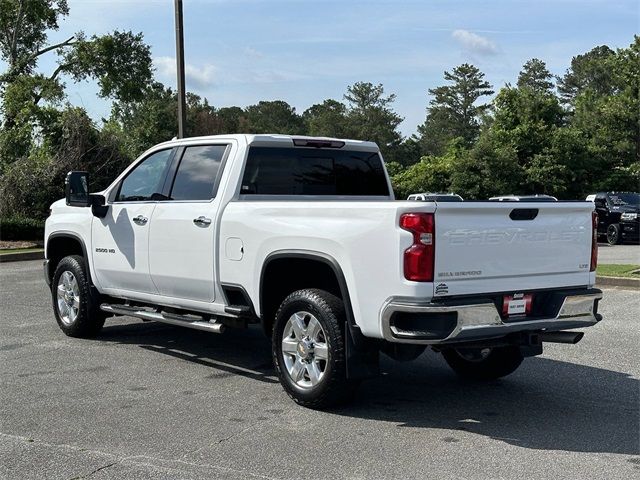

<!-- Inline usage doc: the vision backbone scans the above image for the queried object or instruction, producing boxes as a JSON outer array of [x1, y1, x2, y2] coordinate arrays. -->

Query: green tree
[[107, 83, 245, 158], [391, 151, 455, 199], [343, 82, 403, 162], [417, 63, 493, 155], [0, 0, 69, 77], [526, 127, 586, 198], [449, 132, 524, 199], [302, 99, 351, 138], [217, 106, 249, 133], [566, 37, 639, 192], [489, 59, 564, 193], [557, 45, 616, 104], [0, 107, 128, 218], [384, 161, 405, 178], [106, 82, 177, 159], [393, 137, 422, 166], [244, 100, 304, 134], [517, 58, 554, 93], [491, 84, 563, 164], [185, 93, 224, 137], [0, 0, 152, 166]]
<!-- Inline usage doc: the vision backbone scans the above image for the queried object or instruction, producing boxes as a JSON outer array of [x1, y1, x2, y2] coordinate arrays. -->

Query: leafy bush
[[0, 108, 131, 220], [0, 216, 45, 241]]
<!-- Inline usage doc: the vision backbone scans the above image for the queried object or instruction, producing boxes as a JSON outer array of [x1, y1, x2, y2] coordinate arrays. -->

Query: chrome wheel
[[281, 311, 329, 388], [56, 271, 80, 326]]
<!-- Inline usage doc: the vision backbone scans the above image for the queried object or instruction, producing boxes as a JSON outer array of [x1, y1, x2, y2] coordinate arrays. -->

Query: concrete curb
[[0, 250, 44, 263], [596, 275, 640, 289]]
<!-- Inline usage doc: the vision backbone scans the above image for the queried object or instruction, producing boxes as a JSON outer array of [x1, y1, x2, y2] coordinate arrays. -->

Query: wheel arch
[[45, 231, 91, 285], [258, 250, 355, 337]]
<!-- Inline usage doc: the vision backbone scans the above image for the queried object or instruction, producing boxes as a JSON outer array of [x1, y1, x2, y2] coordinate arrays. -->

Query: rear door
[[148, 143, 230, 302], [432, 202, 594, 297]]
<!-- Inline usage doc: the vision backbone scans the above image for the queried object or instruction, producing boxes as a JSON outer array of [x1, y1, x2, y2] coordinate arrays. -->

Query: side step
[[100, 304, 225, 333]]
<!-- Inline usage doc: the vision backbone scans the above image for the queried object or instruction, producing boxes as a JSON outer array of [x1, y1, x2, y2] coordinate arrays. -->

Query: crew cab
[[44, 134, 603, 408], [586, 192, 640, 245]]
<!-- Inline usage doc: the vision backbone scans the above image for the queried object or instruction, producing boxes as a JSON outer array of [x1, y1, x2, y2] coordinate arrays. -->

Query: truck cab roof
[[156, 134, 380, 152]]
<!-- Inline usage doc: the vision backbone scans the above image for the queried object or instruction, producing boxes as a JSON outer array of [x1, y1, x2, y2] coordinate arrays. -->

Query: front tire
[[51, 255, 105, 338], [442, 346, 523, 380], [607, 223, 622, 245], [272, 289, 357, 409]]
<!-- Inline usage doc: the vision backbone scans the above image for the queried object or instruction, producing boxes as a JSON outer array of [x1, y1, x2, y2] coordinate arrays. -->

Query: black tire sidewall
[[51, 255, 104, 337], [607, 224, 620, 245], [272, 289, 348, 407]]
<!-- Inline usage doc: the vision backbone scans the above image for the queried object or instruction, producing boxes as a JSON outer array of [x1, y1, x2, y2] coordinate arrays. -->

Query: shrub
[[0, 217, 45, 241], [0, 107, 131, 220]]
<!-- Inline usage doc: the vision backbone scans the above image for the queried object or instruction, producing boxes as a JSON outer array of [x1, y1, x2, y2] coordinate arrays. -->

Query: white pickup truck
[[45, 134, 603, 408]]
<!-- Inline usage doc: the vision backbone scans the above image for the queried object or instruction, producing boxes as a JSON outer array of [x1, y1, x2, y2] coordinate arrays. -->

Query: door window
[[170, 145, 228, 201], [117, 149, 173, 202]]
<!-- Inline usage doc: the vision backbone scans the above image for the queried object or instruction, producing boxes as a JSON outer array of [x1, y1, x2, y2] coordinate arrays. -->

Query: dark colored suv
[[588, 192, 640, 245]]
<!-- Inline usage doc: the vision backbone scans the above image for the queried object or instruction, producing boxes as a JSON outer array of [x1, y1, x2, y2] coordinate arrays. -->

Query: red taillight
[[590, 211, 598, 272], [400, 213, 435, 282]]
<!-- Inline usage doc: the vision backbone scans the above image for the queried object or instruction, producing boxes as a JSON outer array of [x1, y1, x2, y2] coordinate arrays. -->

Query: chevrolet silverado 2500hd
[[44, 134, 603, 408]]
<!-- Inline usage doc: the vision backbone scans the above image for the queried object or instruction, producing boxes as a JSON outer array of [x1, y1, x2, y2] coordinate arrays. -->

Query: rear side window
[[241, 147, 390, 196], [170, 145, 228, 201]]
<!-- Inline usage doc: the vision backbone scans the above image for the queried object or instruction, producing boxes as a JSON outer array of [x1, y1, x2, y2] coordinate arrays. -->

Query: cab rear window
[[241, 147, 390, 196]]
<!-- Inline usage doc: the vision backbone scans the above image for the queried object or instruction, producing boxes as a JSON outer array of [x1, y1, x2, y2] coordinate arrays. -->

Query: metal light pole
[[174, 0, 187, 138]]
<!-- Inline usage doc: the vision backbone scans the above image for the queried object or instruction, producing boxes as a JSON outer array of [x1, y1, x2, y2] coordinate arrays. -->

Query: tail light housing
[[400, 213, 435, 282], [590, 211, 598, 271]]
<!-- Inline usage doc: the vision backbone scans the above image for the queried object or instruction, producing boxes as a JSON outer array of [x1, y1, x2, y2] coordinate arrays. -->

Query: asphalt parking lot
[[1, 261, 638, 480]]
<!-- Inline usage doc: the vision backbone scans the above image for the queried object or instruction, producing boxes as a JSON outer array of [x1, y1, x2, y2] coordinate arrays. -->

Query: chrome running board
[[100, 304, 225, 333]]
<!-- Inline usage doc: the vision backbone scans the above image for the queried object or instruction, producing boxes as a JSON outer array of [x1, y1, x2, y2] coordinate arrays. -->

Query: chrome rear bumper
[[381, 290, 603, 345]]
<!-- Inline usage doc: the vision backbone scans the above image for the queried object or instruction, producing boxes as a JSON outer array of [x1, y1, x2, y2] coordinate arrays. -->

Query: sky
[[35, 0, 639, 136]]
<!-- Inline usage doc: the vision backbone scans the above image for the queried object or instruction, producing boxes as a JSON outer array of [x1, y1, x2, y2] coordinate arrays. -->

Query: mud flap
[[345, 322, 380, 380]]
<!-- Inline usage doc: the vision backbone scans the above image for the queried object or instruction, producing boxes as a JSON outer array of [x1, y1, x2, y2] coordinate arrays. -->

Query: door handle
[[133, 215, 148, 225], [193, 216, 212, 226]]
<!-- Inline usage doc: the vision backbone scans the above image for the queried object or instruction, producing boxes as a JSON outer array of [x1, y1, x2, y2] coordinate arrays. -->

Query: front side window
[[117, 149, 173, 202], [170, 145, 228, 201], [241, 147, 390, 196]]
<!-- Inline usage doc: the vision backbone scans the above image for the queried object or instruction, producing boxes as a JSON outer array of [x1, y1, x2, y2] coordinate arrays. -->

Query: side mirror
[[65, 171, 90, 207]]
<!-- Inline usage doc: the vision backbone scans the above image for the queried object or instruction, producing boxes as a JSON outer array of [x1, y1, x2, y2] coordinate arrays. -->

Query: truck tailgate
[[433, 202, 594, 296]]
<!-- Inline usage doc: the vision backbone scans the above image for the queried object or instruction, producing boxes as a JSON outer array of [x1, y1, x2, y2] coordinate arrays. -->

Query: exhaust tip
[[540, 331, 584, 344]]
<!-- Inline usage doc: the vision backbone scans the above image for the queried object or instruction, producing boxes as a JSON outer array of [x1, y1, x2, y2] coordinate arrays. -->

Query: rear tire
[[607, 223, 622, 245], [442, 346, 523, 380], [51, 255, 105, 338], [272, 288, 357, 409]]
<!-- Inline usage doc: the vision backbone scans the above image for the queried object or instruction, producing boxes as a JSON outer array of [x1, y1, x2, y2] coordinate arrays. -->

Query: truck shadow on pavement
[[100, 319, 639, 457], [347, 354, 639, 456], [100, 320, 279, 384]]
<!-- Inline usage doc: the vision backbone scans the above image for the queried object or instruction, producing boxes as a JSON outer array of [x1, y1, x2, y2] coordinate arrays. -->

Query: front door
[[92, 148, 175, 294], [148, 144, 229, 302]]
